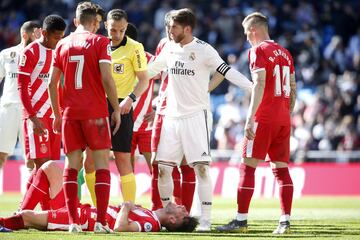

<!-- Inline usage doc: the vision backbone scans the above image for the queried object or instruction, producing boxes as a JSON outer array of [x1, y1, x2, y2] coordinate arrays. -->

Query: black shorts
[[108, 99, 133, 152]]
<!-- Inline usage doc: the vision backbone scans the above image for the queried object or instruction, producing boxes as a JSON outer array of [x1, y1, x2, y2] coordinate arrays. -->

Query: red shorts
[[23, 117, 61, 160], [242, 122, 290, 163], [47, 204, 92, 231], [131, 130, 152, 156], [62, 117, 111, 154], [151, 114, 163, 153]]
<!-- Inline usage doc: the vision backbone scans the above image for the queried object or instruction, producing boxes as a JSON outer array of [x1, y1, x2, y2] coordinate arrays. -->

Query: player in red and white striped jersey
[[17, 15, 66, 211]]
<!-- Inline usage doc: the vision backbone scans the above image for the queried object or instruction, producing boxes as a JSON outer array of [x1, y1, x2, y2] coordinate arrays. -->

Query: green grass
[[1, 193, 360, 239]]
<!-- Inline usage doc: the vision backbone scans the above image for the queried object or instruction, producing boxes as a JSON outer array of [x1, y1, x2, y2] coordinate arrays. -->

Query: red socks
[[172, 167, 182, 204], [237, 164, 256, 213], [151, 164, 162, 210], [0, 214, 25, 230], [20, 168, 49, 210], [63, 168, 79, 224], [272, 167, 293, 215], [180, 165, 196, 212], [95, 169, 110, 225], [49, 189, 66, 210]]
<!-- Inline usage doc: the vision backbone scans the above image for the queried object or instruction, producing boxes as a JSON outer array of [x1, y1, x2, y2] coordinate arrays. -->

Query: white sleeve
[[0, 50, 5, 82], [147, 46, 168, 79], [205, 44, 252, 92]]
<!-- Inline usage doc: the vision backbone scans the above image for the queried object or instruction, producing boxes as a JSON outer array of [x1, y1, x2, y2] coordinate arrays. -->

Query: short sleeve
[[249, 46, 266, 73], [53, 43, 63, 70], [132, 43, 147, 72], [18, 48, 36, 76], [97, 36, 111, 64]]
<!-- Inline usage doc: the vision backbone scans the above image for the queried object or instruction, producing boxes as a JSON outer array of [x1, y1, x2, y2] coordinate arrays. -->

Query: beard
[[172, 32, 185, 43]]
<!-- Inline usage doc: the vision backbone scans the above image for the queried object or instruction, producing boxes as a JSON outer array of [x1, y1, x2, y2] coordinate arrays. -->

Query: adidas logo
[[201, 152, 208, 157]]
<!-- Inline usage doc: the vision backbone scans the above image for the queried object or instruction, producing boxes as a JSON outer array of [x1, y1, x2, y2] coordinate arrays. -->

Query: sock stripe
[[279, 184, 293, 187], [30, 184, 47, 195], [182, 181, 196, 184], [238, 187, 254, 190], [64, 181, 78, 184], [95, 183, 111, 186]]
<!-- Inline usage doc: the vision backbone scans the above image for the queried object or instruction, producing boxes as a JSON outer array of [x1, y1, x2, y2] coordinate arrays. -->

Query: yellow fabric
[[120, 173, 137, 202], [111, 37, 148, 98], [84, 171, 97, 207]]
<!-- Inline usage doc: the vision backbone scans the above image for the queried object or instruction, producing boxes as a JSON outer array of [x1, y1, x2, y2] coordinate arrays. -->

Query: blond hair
[[242, 12, 268, 30]]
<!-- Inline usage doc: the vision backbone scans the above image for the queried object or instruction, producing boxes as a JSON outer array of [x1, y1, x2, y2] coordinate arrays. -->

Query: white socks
[[157, 163, 174, 207], [194, 164, 212, 222], [236, 213, 248, 221], [279, 214, 290, 223]]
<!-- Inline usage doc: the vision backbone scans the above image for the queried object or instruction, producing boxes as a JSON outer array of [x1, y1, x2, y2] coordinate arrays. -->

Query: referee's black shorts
[[108, 98, 133, 153]]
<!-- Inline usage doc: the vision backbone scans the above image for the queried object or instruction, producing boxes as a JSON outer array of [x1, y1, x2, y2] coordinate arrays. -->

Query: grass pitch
[[0, 193, 359, 239]]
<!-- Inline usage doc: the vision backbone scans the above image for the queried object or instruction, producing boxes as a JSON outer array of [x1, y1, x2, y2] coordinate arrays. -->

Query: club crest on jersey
[[10, 52, 16, 58], [107, 44, 111, 56], [144, 222, 153, 232], [19, 54, 27, 66], [113, 63, 124, 74], [189, 52, 196, 61], [40, 144, 48, 154]]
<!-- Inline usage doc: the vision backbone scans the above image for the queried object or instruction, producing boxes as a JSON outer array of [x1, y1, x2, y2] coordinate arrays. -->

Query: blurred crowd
[[1, 0, 359, 162]]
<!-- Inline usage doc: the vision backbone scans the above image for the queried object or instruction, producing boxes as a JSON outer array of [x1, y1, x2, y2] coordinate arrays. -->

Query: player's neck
[[179, 36, 194, 47], [76, 24, 93, 33], [153, 209, 166, 223]]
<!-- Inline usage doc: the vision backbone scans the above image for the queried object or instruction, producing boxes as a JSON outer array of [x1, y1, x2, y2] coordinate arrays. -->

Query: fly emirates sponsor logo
[[170, 60, 195, 76], [38, 73, 50, 83]]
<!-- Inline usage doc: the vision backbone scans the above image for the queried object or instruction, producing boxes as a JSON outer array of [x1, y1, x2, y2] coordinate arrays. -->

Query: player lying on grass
[[0, 161, 198, 232]]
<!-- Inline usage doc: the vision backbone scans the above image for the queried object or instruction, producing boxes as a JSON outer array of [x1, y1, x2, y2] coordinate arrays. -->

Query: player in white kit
[[0, 21, 41, 171], [148, 8, 252, 231]]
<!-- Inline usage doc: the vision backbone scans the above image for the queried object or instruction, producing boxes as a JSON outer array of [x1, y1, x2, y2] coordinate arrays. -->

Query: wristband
[[128, 92, 137, 102]]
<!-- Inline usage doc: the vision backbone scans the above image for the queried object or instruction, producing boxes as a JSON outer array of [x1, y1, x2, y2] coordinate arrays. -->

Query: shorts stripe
[[245, 122, 258, 158], [27, 120, 36, 159], [203, 110, 210, 155]]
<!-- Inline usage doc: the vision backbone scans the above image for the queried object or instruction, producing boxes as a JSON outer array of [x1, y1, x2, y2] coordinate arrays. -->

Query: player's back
[[54, 31, 111, 120], [251, 40, 294, 125]]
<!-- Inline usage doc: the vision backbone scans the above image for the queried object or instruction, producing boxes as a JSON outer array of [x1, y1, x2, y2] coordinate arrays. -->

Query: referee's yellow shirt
[[111, 37, 148, 98]]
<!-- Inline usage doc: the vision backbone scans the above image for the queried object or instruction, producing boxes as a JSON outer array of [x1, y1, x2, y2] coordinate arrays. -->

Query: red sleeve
[[18, 49, 37, 118], [18, 74, 36, 117], [97, 36, 111, 63], [249, 46, 266, 72], [53, 43, 63, 70]]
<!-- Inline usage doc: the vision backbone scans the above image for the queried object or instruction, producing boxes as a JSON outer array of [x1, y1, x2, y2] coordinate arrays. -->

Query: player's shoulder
[[0, 45, 20, 58], [192, 37, 214, 52]]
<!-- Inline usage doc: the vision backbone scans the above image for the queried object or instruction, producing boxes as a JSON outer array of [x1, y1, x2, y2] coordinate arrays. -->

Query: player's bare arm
[[48, 66, 62, 134], [289, 74, 296, 113], [120, 70, 149, 114], [245, 70, 266, 140], [208, 71, 225, 92], [100, 62, 121, 135], [114, 201, 140, 232]]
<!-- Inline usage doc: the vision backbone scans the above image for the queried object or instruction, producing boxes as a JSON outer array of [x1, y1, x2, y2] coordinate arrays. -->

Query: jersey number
[[274, 65, 290, 97], [69, 55, 84, 89]]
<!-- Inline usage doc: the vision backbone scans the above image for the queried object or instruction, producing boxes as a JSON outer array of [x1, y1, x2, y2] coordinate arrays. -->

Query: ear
[[73, 18, 79, 27], [104, 21, 108, 29], [42, 29, 47, 38], [168, 215, 176, 225]]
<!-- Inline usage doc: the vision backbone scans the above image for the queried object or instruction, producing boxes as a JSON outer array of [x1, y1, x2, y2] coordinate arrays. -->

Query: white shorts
[[0, 103, 23, 154], [156, 110, 213, 165]]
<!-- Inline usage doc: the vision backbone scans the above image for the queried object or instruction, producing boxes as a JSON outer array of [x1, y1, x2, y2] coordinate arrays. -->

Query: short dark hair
[[165, 216, 199, 232], [43, 15, 66, 33], [94, 3, 105, 21], [76, 1, 97, 24], [171, 8, 196, 30], [107, 9, 128, 21], [20, 20, 41, 34], [125, 22, 138, 40]]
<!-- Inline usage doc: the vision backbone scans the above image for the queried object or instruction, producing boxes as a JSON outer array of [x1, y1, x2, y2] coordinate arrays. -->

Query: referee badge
[[189, 52, 196, 61], [113, 63, 124, 74]]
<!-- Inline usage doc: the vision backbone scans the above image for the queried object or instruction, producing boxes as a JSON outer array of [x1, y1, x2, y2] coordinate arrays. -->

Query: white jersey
[[0, 44, 23, 106], [148, 37, 225, 118]]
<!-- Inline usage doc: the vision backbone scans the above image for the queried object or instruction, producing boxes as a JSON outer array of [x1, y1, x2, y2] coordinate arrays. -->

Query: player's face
[[165, 202, 188, 223], [106, 18, 127, 45], [244, 24, 255, 46], [169, 20, 186, 43], [44, 30, 64, 49]]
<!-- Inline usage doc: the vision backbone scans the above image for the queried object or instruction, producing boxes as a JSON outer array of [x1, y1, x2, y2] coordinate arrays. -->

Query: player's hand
[[52, 117, 62, 134], [244, 118, 255, 140], [30, 116, 46, 135], [111, 109, 121, 135], [144, 111, 155, 123], [122, 201, 135, 210], [119, 96, 133, 115]]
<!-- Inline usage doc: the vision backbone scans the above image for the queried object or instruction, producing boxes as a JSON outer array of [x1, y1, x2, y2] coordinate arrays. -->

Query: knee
[[158, 163, 173, 179], [194, 164, 209, 181], [0, 153, 8, 168]]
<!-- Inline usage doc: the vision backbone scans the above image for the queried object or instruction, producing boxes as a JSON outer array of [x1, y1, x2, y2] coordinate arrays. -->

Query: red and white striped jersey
[[132, 52, 155, 133], [88, 204, 161, 232], [154, 38, 169, 115], [18, 41, 54, 118]]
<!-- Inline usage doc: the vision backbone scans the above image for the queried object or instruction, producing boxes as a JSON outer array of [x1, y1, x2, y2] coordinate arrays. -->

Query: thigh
[[137, 131, 151, 154], [47, 208, 70, 230], [62, 119, 86, 154], [268, 125, 291, 163], [181, 111, 212, 164], [0, 105, 20, 154], [156, 117, 183, 165], [81, 117, 111, 150]]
